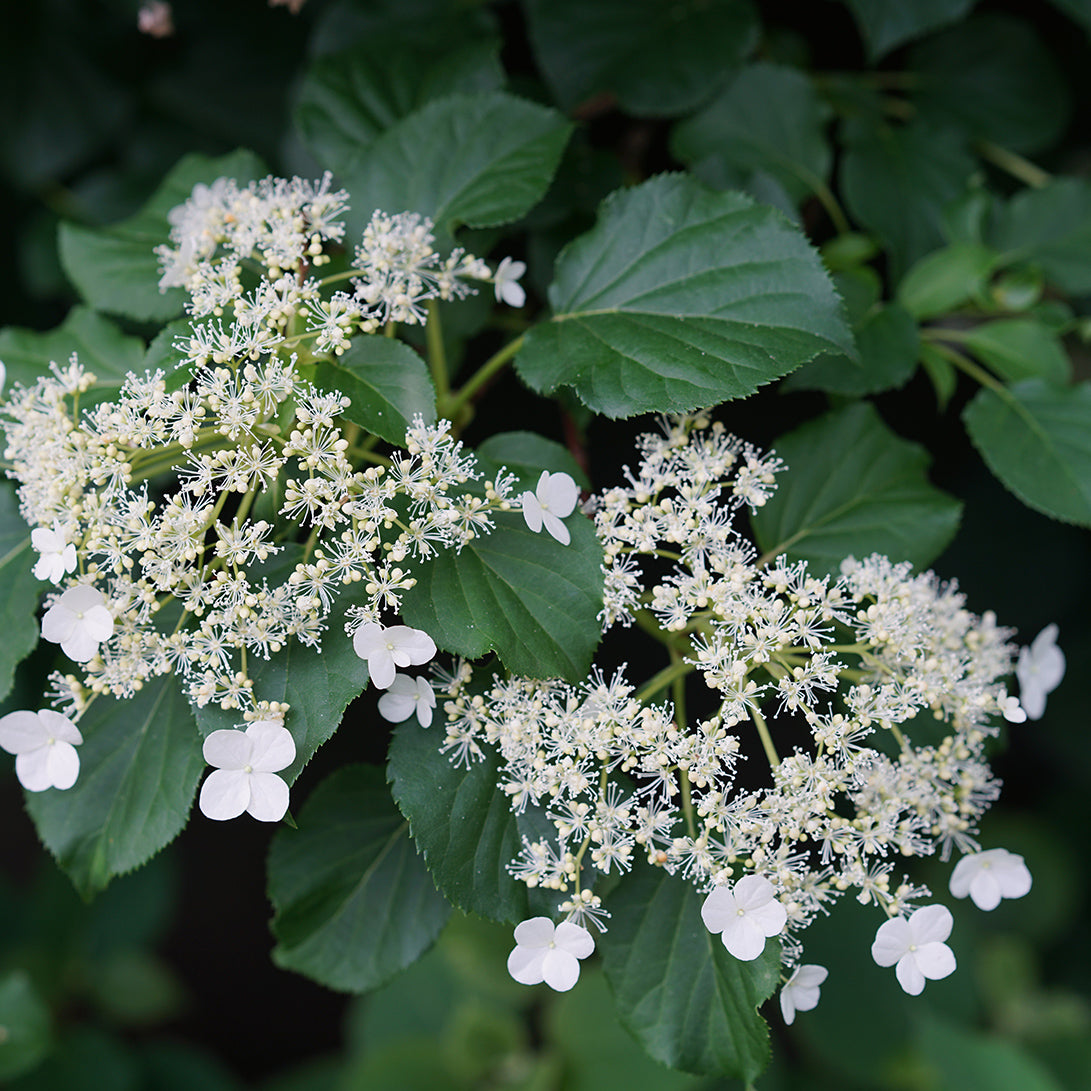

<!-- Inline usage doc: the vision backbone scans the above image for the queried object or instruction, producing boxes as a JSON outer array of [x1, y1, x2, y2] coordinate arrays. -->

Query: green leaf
[[752, 402, 962, 575], [193, 570, 370, 784], [387, 718, 553, 922], [919, 341, 959, 411], [313, 337, 436, 444], [897, 243, 998, 319], [990, 179, 1091, 295], [908, 15, 1070, 155], [475, 431, 590, 490], [342, 92, 572, 239], [0, 307, 144, 393], [268, 765, 450, 992], [1049, 0, 1091, 34], [295, 38, 503, 179], [841, 0, 975, 61], [525, 0, 759, 116], [516, 175, 854, 418], [0, 971, 52, 1080], [57, 150, 267, 323], [841, 119, 975, 280], [0, 483, 43, 703], [782, 302, 919, 396], [962, 379, 1091, 526], [24, 675, 204, 899], [960, 319, 1070, 384], [598, 860, 779, 1081], [671, 63, 832, 205], [400, 511, 603, 681]]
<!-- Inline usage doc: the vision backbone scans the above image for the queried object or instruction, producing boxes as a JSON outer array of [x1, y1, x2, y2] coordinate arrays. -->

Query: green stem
[[444, 334, 524, 418], [976, 140, 1051, 189], [921, 334, 1007, 394], [750, 705, 780, 769], [635, 658, 693, 703], [425, 299, 449, 407]]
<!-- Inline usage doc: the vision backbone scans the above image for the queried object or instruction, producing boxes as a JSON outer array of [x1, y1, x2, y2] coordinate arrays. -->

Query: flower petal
[[541, 948, 581, 992], [721, 915, 767, 961], [908, 904, 952, 945], [44, 740, 80, 790], [199, 768, 250, 820], [507, 946, 546, 985], [203, 728, 252, 770], [541, 511, 571, 546], [38, 709, 82, 745], [16, 747, 55, 792], [915, 941, 956, 982], [895, 954, 926, 995], [62, 628, 103, 663], [0, 711, 47, 754], [513, 917, 555, 948], [554, 921, 594, 959], [377, 690, 416, 724], [733, 874, 775, 910], [521, 490, 543, 533], [871, 917, 910, 967], [968, 871, 1003, 911], [245, 771, 290, 822], [700, 886, 736, 934], [245, 721, 295, 773]]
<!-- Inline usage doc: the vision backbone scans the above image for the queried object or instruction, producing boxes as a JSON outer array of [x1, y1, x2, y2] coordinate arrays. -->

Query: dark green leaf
[[516, 175, 854, 418], [908, 15, 1069, 154], [0, 483, 43, 704], [1049, 0, 1091, 34], [841, 119, 975, 280], [475, 431, 590, 490], [387, 717, 553, 923], [671, 63, 832, 205], [57, 150, 267, 323], [193, 570, 370, 784], [525, 0, 759, 116], [313, 337, 436, 444], [599, 860, 779, 1081], [24, 675, 204, 899], [897, 243, 998, 319], [0, 971, 51, 1080], [960, 319, 1070, 383], [990, 180, 1091, 295], [268, 765, 450, 992], [295, 38, 503, 179], [919, 341, 958, 410], [841, 0, 975, 61], [783, 302, 919, 396], [962, 379, 1091, 526], [342, 92, 572, 239], [400, 511, 603, 681], [752, 402, 962, 574], [0, 307, 144, 394]]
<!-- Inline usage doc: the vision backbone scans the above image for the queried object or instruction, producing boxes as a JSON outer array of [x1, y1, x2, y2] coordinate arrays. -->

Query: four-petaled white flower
[[521, 471, 579, 546], [701, 874, 788, 961], [871, 904, 956, 995], [507, 917, 594, 992], [31, 524, 78, 584], [779, 963, 828, 1024], [0, 709, 83, 792], [949, 848, 1032, 910], [41, 585, 114, 662], [493, 256, 526, 308], [1016, 624, 1065, 720], [352, 622, 437, 690], [199, 720, 296, 822], [377, 673, 436, 727]]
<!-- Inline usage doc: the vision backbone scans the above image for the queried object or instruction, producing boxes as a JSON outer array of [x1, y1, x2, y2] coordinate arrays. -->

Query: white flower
[[779, 964, 828, 1024], [701, 874, 788, 961], [31, 524, 78, 584], [949, 848, 1032, 910], [40, 585, 114, 662], [0, 360, 6, 396], [199, 720, 296, 822], [999, 694, 1026, 723], [507, 917, 594, 992], [352, 622, 437, 690], [377, 673, 436, 727], [521, 471, 579, 546], [871, 905, 956, 995], [0, 709, 83, 792], [493, 256, 526, 307], [1016, 624, 1065, 719]]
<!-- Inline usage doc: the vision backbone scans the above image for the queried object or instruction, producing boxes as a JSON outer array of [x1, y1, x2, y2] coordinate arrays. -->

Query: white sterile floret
[[701, 874, 788, 961], [507, 917, 595, 992], [40, 585, 114, 663], [521, 471, 579, 546], [31, 524, 78, 584], [871, 904, 956, 995], [0, 709, 83, 791], [779, 964, 828, 1024], [352, 622, 437, 689], [999, 694, 1027, 723], [199, 720, 296, 822], [949, 848, 1032, 910], [377, 673, 436, 727], [493, 256, 527, 307], [1016, 623, 1065, 719]]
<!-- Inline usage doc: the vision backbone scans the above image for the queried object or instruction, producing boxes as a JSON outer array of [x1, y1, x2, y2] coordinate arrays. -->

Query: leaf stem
[[425, 299, 449, 407], [750, 704, 780, 769], [444, 334, 524, 418], [976, 140, 1051, 189]]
